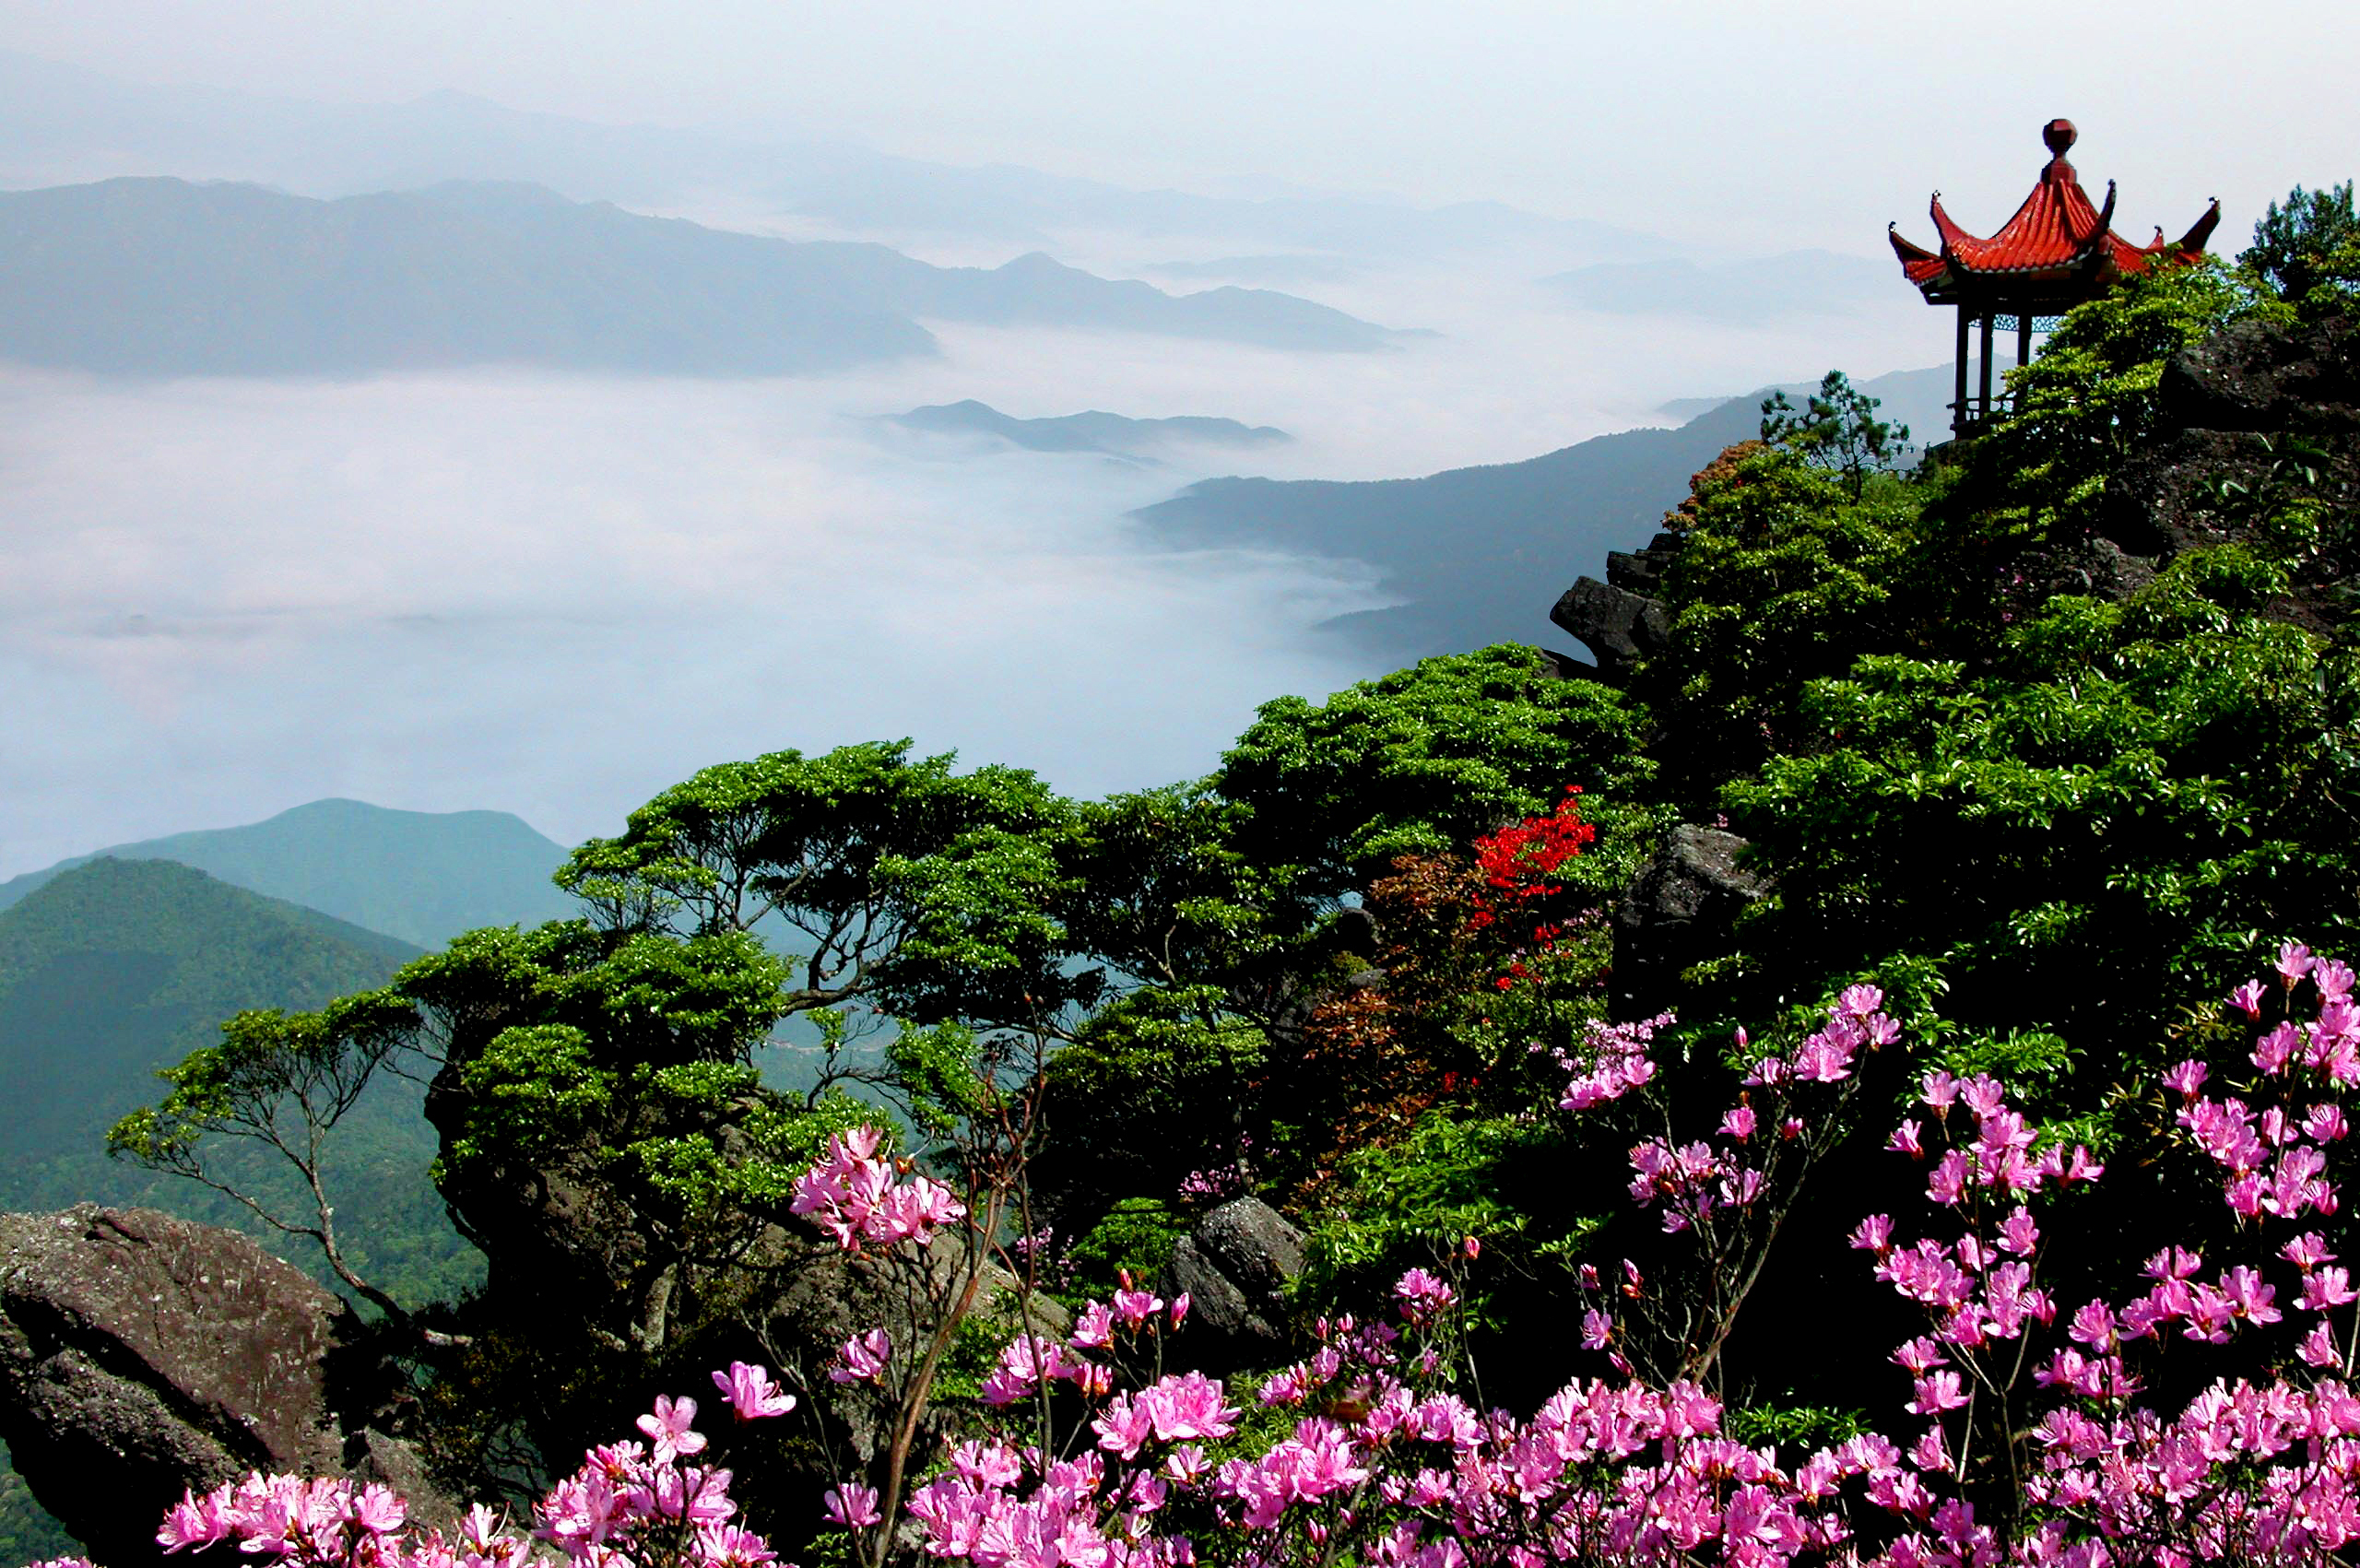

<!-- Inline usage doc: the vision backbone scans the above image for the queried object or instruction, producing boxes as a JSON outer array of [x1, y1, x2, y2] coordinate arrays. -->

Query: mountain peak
[[0, 798, 575, 948]]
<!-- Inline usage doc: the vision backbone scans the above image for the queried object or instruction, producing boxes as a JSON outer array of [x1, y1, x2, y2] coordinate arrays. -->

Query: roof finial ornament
[[2043, 118, 2078, 160]]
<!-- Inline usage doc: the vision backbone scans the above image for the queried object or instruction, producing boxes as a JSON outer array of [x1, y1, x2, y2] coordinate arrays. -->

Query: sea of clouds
[[0, 243, 1929, 878]]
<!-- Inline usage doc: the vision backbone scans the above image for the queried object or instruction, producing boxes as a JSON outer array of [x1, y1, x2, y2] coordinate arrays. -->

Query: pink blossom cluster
[[787, 1125, 967, 1251], [2164, 942, 2354, 1221], [1552, 1012, 1670, 1112], [77, 949, 2360, 1568], [140, 1378, 796, 1568], [981, 1274, 1191, 1406], [1614, 987, 1899, 1238]]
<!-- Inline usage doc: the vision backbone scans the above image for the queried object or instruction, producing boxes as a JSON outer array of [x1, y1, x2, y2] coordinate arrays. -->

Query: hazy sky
[[4, 1, 2355, 878], [4, 1, 2354, 252]]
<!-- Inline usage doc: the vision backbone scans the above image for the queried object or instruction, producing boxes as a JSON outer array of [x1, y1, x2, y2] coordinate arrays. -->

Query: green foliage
[[1067, 1197, 1188, 1304], [1759, 370, 1911, 500], [1720, 548, 2360, 1077], [1646, 442, 1925, 806], [1036, 987, 1268, 1204], [1972, 258, 2273, 542], [1722, 1404, 1869, 1457], [1214, 645, 1655, 901], [0, 1442, 77, 1568], [554, 739, 1086, 1030], [2242, 182, 2360, 314], [1297, 1109, 1558, 1312]]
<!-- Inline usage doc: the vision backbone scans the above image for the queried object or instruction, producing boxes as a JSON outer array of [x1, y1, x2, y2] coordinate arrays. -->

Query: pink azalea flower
[[2320, 958, 2357, 1002], [2284, 1232, 2337, 1270], [711, 1362, 796, 1421], [1927, 1150, 1969, 1207], [823, 1484, 881, 1528], [1839, 984, 1885, 1018], [1999, 1207, 2040, 1256], [2302, 1267, 2360, 1312], [829, 1329, 892, 1385], [634, 1396, 706, 1465], [2301, 1321, 2342, 1367], [1071, 1301, 1115, 1350], [1907, 1371, 1970, 1414]]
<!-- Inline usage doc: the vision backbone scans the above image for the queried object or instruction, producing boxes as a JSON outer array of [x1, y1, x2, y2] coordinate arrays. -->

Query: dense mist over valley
[[0, 48, 1956, 878]]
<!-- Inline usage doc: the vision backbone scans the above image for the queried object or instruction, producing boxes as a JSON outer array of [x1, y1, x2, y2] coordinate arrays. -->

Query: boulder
[[0, 1207, 447, 1568], [1548, 529, 1685, 687], [1549, 577, 1670, 686], [1159, 1197, 1304, 1373], [1613, 826, 1770, 1020], [2157, 313, 2360, 437]]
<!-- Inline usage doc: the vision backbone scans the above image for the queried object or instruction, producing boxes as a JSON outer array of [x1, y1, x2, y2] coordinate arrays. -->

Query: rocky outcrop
[[1550, 532, 1682, 685], [0, 1207, 446, 1568], [2159, 313, 2360, 438], [1158, 1197, 1304, 1373], [2104, 312, 2360, 631], [1612, 826, 1770, 1020]]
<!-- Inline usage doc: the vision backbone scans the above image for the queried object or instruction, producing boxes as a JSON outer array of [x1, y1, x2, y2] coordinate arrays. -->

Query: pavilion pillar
[[1893, 120, 2223, 442], [1954, 307, 1971, 435], [1977, 312, 1996, 425]]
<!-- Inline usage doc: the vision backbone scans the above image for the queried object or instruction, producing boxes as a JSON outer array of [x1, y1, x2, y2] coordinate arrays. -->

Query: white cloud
[[0, 361, 1394, 874]]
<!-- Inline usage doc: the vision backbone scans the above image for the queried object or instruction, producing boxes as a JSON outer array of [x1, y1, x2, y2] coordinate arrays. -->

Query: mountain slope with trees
[[1133, 363, 1956, 661], [0, 797, 575, 949], [0, 856, 473, 1302]]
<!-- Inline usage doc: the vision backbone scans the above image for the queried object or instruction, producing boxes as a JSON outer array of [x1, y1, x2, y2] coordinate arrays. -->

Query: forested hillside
[[0, 857, 475, 1299], [0, 797, 574, 948]]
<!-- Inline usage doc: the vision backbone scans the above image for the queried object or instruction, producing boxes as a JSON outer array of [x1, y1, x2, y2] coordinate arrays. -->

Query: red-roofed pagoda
[[1891, 119, 2219, 436]]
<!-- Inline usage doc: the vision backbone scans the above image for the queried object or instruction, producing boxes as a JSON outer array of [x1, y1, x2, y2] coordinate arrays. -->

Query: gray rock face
[[1549, 531, 1682, 685], [1159, 1197, 1304, 1373], [1613, 826, 1770, 1020], [2104, 313, 2360, 632], [2158, 314, 2360, 437], [0, 1207, 446, 1568]]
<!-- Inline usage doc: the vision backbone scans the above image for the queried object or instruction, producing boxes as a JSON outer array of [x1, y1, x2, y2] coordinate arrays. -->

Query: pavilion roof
[[1889, 120, 2220, 306]]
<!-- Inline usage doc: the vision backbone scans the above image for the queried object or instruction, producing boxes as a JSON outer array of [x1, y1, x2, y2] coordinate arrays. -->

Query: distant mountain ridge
[[0, 797, 576, 948], [1133, 362, 1962, 665], [891, 400, 1291, 457], [0, 50, 1674, 265], [0, 177, 1397, 375]]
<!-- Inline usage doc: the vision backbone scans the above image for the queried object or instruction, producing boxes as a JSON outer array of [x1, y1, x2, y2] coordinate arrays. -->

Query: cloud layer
[[0, 364, 1390, 874]]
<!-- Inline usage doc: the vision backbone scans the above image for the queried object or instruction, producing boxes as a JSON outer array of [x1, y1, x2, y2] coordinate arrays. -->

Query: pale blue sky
[[2, 0, 2352, 251]]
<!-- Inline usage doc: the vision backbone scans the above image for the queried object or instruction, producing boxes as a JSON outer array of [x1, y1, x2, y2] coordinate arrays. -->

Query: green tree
[[1759, 370, 1911, 500], [108, 991, 428, 1320], [2243, 181, 2360, 313]]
